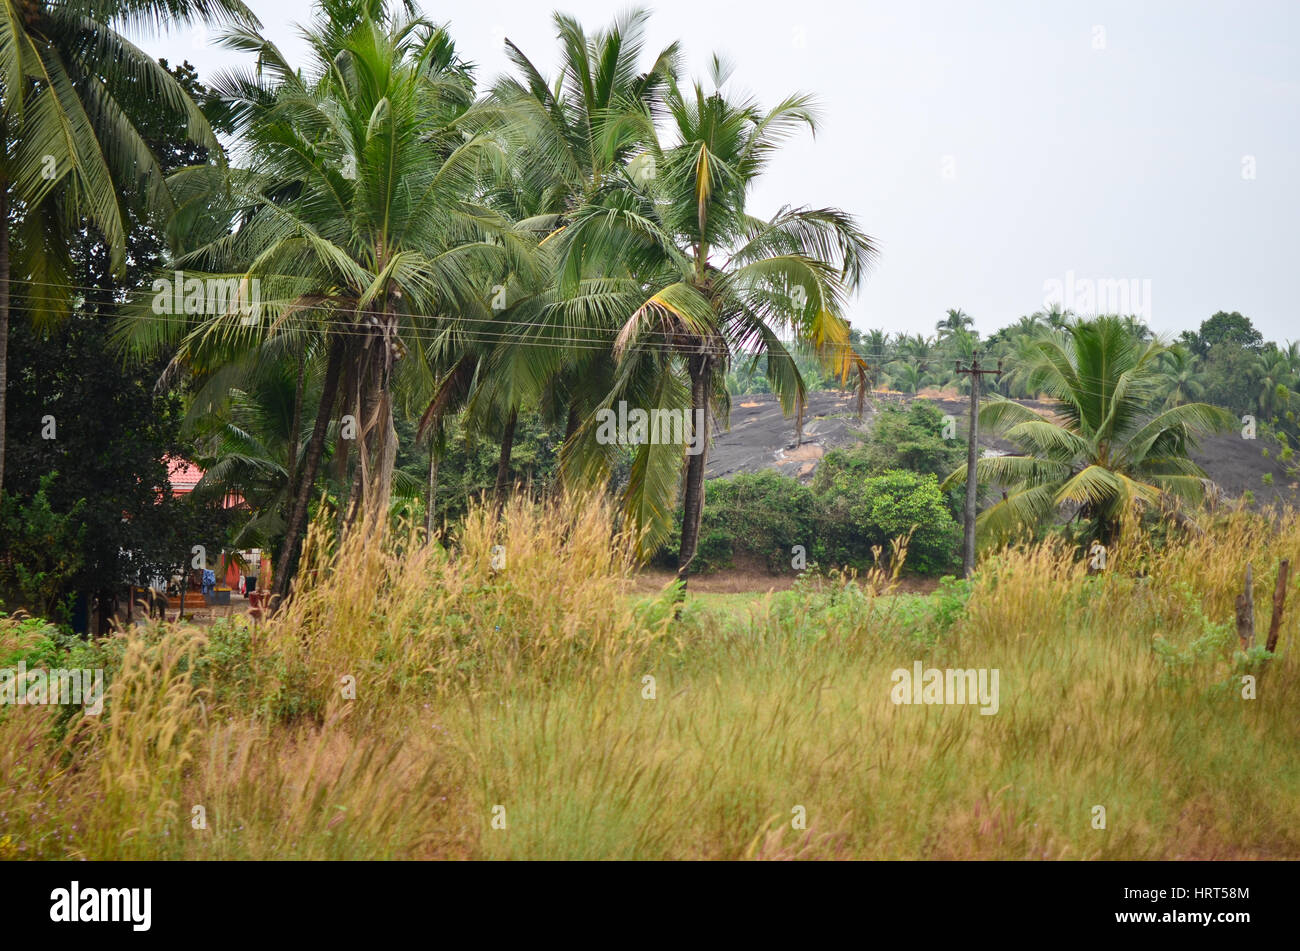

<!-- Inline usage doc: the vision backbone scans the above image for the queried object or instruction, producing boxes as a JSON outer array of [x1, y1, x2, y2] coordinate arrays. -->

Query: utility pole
[[955, 349, 1002, 578]]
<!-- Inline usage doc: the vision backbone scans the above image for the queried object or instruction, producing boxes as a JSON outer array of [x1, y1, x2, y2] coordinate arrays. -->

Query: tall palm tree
[[554, 65, 876, 582], [0, 0, 256, 494], [489, 8, 678, 213], [943, 316, 1233, 543], [124, 2, 537, 598], [444, 9, 679, 488]]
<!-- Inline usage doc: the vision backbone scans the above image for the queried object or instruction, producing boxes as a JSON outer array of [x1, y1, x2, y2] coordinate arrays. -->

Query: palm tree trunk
[[356, 323, 397, 525], [372, 380, 397, 520], [286, 343, 306, 497], [425, 441, 439, 539], [494, 407, 518, 501], [565, 404, 581, 442], [345, 349, 377, 529], [335, 350, 357, 489], [0, 174, 9, 498], [676, 355, 712, 591], [273, 336, 344, 602]]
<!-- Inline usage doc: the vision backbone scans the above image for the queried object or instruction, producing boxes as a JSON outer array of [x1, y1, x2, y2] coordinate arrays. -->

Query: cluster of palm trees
[[1168, 339, 1300, 424], [0, 0, 875, 598], [844, 306, 1299, 426], [847, 307, 1079, 398]]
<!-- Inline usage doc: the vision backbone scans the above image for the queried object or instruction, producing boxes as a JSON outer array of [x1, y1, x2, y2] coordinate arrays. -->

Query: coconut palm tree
[[936, 307, 972, 338], [444, 9, 679, 488], [860, 327, 890, 364], [554, 64, 877, 582], [0, 0, 256, 494], [888, 361, 926, 396], [896, 332, 938, 375], [943, 316, 1233, 543], [488, 8, 678, 213], [1033, 303, 1074, 331], [1253, 346, 1296, 420], [122, 2, 539, 598], [1155, 344, 1204, 408], [1118, 314, 1153, 342]]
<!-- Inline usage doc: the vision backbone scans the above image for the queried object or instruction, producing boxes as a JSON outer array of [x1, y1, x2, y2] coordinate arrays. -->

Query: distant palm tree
[[889, 362, 926, 395], [1155, 344, 1204, 408], [944, 316, 1233, 542], [861, 328, 890, 364], [896, 333, 937, 374], [1254, 348, 1297, 419], [1012, 313, 1046, 335], [1284, 341, 1300, 374], [942, 326, 979, 361], [1118, 314, 1154, 342], [1033, 303, 1074, 331], [936, 307, 973, 337]]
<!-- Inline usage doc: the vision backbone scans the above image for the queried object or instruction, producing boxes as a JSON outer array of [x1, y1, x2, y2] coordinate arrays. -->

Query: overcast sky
[[134, 0, 1299, 343]]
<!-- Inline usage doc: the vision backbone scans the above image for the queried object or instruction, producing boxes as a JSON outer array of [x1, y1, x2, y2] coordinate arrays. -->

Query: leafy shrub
[[655, 471, 822, 571], [657, 468, 960, 575], [820, 470, 960, 573], [0, 476, 85, 620]]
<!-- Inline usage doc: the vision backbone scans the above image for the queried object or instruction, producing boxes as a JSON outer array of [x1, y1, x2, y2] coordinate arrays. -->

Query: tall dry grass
[[1, 496, 1297, 859]]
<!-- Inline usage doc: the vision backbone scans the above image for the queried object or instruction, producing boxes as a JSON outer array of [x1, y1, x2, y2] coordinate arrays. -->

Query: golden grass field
[[2, 496, 1298, 860]]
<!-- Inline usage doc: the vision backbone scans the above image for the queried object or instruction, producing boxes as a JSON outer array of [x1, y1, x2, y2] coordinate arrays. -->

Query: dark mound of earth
[[707, 392, 1298, 506]]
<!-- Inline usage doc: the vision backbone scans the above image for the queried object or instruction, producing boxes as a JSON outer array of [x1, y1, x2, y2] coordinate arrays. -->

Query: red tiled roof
[[162, 455, 246, 509], [167, 456, 204, 493]]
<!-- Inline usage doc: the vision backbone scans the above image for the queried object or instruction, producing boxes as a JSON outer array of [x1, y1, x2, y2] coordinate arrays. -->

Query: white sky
[[134, 0, 1300, 343]]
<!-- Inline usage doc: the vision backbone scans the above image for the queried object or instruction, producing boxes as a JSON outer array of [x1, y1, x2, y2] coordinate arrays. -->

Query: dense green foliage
[[0, 1, 1294, 619], [654, 467, 959, 575], [0, 61, 237, 629]]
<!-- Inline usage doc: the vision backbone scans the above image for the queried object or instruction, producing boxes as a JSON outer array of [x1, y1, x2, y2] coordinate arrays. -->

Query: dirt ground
[[632, 566, 941, 595]]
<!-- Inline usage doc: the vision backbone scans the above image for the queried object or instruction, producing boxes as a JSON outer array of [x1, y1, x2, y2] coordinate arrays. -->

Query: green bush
[[657, 468, 960, 576], [821, 470, 961, 573], [656, 471, 821, 572]]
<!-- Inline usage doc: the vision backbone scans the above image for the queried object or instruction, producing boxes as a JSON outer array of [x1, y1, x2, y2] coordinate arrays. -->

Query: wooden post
[[1235, 563, 1255, 649], [1266, 559, 1291, 653]]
